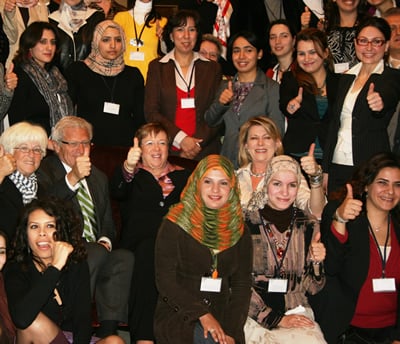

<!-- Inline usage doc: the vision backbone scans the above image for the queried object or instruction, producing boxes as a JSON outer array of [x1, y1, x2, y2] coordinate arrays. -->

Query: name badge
[[372, 278, 396, 293], [334, 62, 350, 74], [200, 277, 222, 293], [130, 51, 145, 61], [181, 98, 195, 109], [268, 278, 288, 293], [103, 102, 120, 115]]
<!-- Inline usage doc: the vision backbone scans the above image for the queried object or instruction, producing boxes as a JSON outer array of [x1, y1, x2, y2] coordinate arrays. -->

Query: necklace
[[249, 170, 266, 178], [317, 79, 326, 95]]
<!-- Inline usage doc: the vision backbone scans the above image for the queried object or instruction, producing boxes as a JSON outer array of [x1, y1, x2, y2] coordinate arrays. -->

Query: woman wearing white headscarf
[[65, 20, 145, 147]]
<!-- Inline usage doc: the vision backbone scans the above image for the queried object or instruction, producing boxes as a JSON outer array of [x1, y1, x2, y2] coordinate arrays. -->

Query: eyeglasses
[[60, 140, 92, 148], [14, 146, 44, 155], [199, 50, 219, 60], [355, 37, 386, 47]]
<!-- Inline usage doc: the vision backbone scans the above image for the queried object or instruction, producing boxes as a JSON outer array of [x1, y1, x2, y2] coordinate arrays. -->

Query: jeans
[[193, 322, 218, 344]]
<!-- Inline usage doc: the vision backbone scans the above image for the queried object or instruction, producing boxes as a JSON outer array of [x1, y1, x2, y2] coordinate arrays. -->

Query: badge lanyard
[[260, 208, 296, 278], [101, 77, 117, 103], [174, 62, 195, 98], [132, 16, 146, 50], [368, 215, 390, 278]]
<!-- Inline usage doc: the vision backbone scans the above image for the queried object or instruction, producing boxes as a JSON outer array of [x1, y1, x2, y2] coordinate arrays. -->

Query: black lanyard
[[174, 61, 195, 97], [132, 15, 146, 51], [368, 215, 390, 278], [101, 76, 117, 103], [260, 208, 296, 278]]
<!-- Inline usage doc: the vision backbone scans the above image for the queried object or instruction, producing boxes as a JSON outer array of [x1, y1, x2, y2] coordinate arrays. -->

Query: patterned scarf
[[84, 20, 125, 77], [166, 154, 244, 252], [233, 80, 254, 115], [22, 59, 73, 129], [8, 170, 38, 205]]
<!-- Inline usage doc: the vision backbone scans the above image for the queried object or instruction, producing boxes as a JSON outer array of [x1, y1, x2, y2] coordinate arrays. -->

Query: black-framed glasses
[[14, 146, 44, 155], [355, 37, 386, 47], [60, 140, 92, 148]]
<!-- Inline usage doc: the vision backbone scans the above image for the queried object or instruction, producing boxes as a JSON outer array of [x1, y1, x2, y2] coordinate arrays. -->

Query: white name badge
[[372, 278, 396, 292], [334, 62, 350, 74], [268, 278, 288, 293], [103, 102, 120, 115], [181, 98, 195, 109], [129, 51, 145, 61], [200, 277, 222, 293]]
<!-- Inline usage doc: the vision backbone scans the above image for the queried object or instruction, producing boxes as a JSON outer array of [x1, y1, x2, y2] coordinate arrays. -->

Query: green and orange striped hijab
[[166, 154, 244, 252]]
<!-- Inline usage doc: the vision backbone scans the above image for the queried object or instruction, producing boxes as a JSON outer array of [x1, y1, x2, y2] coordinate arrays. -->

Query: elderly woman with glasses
[[322, 17, 400, 195], [0, 121, 48, 242]]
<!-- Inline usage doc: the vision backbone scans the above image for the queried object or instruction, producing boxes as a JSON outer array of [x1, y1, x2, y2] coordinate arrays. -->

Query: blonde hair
[[0, 122, 48, 157], [238, 116, 283, 167]]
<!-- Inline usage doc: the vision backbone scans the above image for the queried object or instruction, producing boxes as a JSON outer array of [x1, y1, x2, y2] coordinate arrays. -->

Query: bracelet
[[332, 209, 348, 224], [123, 160, 135, 174], [309, 167, 323, 186]]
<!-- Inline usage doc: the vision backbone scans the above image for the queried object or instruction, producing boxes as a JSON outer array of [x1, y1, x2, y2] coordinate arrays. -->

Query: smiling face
[[267, 170, 299, 210], [336, 0, 360, 13], [200, 168, 231, 209], [231, 36, 262, 75], [199, 40, 220, 61], [30, 29, 56, 67], [13, 141, 43, 177], [27, 209, 57, 266], [140, 130, 169, 170], [296, 39, 327, 75], [366, 167, 400, 213], [269, 23, 295, 59], [98, 27, 123, 60], [171, 16, 198, 55], [355, 26, 389, 66], [245, 125, 281, 165]]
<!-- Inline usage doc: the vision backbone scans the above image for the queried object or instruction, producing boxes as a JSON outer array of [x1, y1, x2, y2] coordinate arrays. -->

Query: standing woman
[[280, 28, 339, 163], [0, 62, 18, 134], [145, 10, 222, 161], [154, 154, 252, 344], [318, 152, 400, 343], [7, 22, 73, 136], [114, 0, 167, 80], [65, 20, 145, 147], [323, 17, 400, 195], [266, 19, 296, 84], [324, 0, 369, 73]]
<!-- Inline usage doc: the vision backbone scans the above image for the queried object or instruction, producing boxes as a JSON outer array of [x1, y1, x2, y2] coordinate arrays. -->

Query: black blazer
[[37, 154, 116, 243], [280, 70, 340, 154], [313, 201, 400, 343], [322, 66, 400, 171]]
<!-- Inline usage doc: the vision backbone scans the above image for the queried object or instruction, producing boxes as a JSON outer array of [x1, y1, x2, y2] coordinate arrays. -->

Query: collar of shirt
[[346, 60, 385, 76]]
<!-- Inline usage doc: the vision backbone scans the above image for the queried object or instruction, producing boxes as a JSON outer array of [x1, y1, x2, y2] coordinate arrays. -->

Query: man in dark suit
[[37, 116, 133, 338]]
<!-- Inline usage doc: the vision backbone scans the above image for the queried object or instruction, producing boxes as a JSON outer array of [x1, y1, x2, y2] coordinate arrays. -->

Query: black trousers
[[340, 326, 394, 344]]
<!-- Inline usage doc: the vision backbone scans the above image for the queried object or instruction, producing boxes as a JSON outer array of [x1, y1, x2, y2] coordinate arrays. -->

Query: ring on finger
[[209, 329, 215, 333]]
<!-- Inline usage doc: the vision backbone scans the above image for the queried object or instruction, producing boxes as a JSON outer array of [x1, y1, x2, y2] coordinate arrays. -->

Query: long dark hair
[[9, 198, 87, 272], [13, 21, 59, 68], [128, 0, 161, 27], [292, 28, 333, 95]]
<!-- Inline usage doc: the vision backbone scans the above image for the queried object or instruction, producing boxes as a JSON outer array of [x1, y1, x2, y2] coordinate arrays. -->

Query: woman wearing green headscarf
[[154, 154, 252, 344]]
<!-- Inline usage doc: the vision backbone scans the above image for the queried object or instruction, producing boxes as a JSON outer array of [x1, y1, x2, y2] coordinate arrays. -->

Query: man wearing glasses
[[37, 116, 133, 339]]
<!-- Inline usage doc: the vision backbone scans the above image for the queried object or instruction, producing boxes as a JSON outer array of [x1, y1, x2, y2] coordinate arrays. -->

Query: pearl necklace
[[249, 170, 266, 178]]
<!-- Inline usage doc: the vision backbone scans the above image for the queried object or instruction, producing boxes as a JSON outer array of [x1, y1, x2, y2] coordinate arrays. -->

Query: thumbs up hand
[[68, 144, 91, 186], [125, 137, 142, 171], [287, 87, 303, 115], [301, 6, 311, 28], [219, 80, 234, 105], [300, 143, 321, 177], [4, 63, 17, 91], [0, 144, 16, 184], [335, 184, 363, 223], [366, 82, 383, 112], [309, 231, 326, 263]]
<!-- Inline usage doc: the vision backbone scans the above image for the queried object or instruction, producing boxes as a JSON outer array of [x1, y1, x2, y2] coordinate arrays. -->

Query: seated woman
[[0, 230, 16, 344], [65, 20, 145, 147], [244, 155, 326, 344], [7, 22, 73, 136], [237, 116, 326, 218], [0, 122, 47, 241], [154, 154, 252, 344], [317, 152, 400, 343], [4, 198, 124, 343], [110, 122, 191, 343]]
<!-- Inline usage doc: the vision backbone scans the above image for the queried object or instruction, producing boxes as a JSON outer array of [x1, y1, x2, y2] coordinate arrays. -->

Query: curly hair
[[9, 198, 87, 272]]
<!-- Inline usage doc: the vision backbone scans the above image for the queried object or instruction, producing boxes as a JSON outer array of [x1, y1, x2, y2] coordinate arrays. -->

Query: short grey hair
[[51, 116, 93, 142], [0, 122, 48, 157], [201, 33, 222, 56]]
